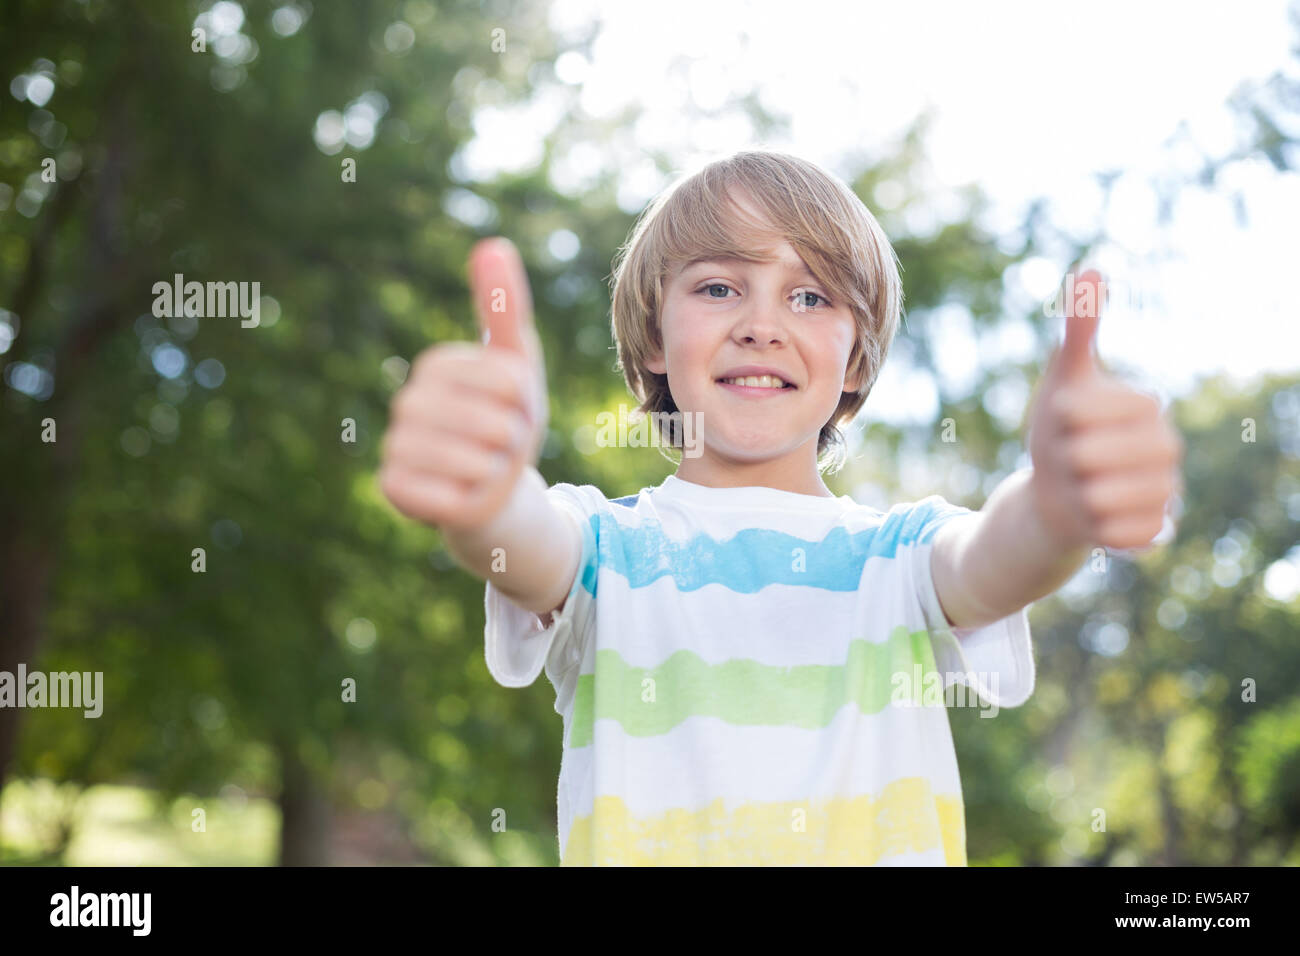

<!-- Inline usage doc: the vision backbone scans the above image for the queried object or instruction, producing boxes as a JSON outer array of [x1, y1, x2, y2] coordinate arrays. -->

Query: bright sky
[[458, 0, 1300, 427]]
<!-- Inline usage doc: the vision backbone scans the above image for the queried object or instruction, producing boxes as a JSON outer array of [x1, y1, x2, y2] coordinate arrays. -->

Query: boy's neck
[[672, 445, 837, 497]]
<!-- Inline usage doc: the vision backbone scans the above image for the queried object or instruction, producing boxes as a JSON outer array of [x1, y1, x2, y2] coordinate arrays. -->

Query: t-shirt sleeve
[[900, 494, 1036, 709], [483, 482, 599, 705]]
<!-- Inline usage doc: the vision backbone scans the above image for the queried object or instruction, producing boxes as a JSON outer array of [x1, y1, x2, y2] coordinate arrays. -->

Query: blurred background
[[1, 0, 1298, 866]]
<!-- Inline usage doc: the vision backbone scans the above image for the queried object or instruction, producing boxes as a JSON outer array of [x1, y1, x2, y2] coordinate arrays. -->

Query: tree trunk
[[0, 527, 57, 833], [1224, 762, 1248, 866], [0, 92, 131, 803], [277, 742, 332, 866], [1148, 721, 1183, 865]]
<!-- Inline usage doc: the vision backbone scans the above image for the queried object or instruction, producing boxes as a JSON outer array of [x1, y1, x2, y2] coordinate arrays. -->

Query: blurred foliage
[[0, 0, 1297, 865]]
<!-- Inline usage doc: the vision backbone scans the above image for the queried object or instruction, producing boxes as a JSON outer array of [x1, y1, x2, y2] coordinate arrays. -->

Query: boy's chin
[[706, 434, 807, 464]]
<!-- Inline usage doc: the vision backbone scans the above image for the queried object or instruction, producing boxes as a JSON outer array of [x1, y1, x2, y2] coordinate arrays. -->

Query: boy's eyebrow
[[676, 255, 817, 279]]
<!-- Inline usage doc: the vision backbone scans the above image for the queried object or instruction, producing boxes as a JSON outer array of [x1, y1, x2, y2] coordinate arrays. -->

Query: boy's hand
[[1025, 269, 1184, 552], [379, 237, 550, 531]]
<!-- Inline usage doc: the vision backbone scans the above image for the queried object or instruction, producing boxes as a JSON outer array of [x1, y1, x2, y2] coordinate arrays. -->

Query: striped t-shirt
[[484, 473, 1035, 865]]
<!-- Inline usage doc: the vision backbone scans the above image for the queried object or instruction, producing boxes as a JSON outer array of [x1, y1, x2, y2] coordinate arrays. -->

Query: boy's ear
[[842, 349, 865, 393], [645, 347, 667, 375]]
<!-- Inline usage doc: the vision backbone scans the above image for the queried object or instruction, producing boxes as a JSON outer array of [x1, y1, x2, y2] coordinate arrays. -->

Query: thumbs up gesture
[[1026, 270, 1184, 552], [379, 237, 549, 531]]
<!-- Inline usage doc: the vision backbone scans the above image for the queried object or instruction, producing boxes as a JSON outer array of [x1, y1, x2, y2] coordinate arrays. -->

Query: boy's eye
[[695, 284, 831, 309]]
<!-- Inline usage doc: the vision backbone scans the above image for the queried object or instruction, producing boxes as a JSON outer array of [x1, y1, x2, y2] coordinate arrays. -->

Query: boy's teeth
[[722, 375, 786, 388]]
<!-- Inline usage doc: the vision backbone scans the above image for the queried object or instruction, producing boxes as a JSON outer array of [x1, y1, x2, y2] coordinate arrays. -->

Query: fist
[[379, 237, 549, 531], [1026, 270, 1184, 552]]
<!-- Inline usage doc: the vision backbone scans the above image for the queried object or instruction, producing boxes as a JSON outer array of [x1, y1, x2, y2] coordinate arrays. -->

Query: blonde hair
[[608, 149, 905, 473]]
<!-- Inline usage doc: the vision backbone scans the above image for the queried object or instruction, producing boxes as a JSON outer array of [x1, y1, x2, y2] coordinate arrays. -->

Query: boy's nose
[[732, 307, 790, 347]]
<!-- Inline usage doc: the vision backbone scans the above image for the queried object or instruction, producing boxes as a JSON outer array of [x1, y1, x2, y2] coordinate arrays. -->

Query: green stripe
[[567, 626, 940, 748]]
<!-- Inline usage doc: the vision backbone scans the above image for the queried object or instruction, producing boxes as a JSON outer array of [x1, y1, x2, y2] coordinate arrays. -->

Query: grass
[[0, 777, 277, 865]]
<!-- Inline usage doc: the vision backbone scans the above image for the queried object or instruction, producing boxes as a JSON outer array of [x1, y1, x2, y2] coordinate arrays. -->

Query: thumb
[[469, 237, 539, 363], [468, 237, 548, 426], [1057, 268, 1105, 380]]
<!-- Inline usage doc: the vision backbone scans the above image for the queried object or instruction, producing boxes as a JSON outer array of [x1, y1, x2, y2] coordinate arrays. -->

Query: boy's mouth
[[715, 368, 797, 396], [715, 366, 797, 393]]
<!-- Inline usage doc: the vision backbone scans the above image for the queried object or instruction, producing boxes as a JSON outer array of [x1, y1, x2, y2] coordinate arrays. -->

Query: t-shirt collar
[[650, 473, 854, 512]]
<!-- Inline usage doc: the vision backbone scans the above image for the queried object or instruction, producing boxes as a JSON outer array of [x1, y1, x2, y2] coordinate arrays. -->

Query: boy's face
[[648, 218, 863, 467]]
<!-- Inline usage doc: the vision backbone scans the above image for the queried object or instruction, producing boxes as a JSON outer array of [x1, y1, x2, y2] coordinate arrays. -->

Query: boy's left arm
[[930, 270, 1185, 631]]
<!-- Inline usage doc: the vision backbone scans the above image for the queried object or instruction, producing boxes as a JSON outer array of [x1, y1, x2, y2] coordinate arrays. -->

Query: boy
[[379, 150, 1183, 865]]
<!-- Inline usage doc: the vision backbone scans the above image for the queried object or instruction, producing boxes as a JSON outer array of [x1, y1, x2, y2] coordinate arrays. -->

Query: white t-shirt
[[483, 474, 1035, 865]]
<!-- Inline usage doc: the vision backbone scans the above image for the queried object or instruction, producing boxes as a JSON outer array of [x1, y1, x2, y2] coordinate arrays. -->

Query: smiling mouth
[[716, 375, 795, 390]]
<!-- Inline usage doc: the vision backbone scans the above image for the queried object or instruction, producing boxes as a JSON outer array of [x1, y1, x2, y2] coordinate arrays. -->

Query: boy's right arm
[[378, 237, 580, 620], [440, 464, 581, 622]]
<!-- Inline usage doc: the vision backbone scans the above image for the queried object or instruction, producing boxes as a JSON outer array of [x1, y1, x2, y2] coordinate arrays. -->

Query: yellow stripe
[[562, 777, 966, 865]]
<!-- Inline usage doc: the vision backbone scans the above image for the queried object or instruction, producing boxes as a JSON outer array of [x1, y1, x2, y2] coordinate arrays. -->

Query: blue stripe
[[576, 510, 600, 595], [574, 496, 968, 596]]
